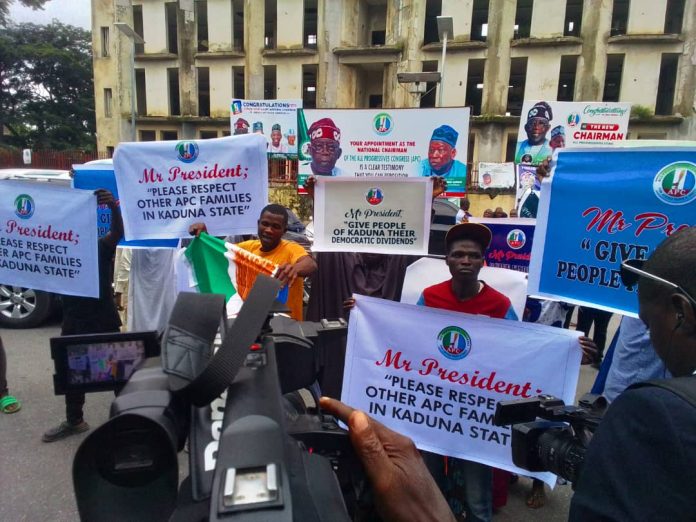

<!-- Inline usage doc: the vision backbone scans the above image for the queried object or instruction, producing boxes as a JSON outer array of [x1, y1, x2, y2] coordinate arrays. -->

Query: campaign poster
[[528, 146, 696, 316], [113, 135, 268, 241], [516, 164, 537, 207], [342, 295, 581, 486], [478, 162, 515, 189], [0, 181, 99, 297], [230, 99, 302, 158], [72, 164, 178, 248], [515, 101, 631, 166], [313, 177, 432, 255], [469, 217, 536, 273], [297, 108, 470, 196]]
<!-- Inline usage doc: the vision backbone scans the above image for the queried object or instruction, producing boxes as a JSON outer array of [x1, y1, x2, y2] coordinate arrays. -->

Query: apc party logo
[[366, 187, 384, 205], [567, 113, 581, 127], [14, 194, 35, 219], [373, 113, 393, 135], [437, 326, 472, 360], [176, 141, 199, 163], [653, 162, 696, 206], [506, 229, 526, 250], [231, 99, 243, 114]]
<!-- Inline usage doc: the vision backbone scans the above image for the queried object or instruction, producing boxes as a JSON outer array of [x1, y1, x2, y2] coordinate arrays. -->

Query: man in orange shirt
[[189, 204, 317, 320]]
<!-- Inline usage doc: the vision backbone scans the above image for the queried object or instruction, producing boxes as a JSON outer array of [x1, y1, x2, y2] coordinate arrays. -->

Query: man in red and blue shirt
[[417, 222, 515, 522]]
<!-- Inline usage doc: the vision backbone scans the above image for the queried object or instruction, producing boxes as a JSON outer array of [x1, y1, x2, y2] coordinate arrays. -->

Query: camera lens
[[536, 430, 587, 483]]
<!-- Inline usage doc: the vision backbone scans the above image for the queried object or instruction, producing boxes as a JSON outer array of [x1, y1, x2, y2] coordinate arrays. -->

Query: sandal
[[0, 394, 21, 414]]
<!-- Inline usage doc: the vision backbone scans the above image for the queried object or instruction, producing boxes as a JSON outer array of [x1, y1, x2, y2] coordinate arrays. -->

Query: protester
[[324, 227, 696, 522], [509, 208, 518, 218], [493, 207, 508, 218], [419, 125, 467, 178], [515, 101, 553, 164], [127, 248, 179, 332], [576, 306, 613, 368], [113, 246, 131, 329], [189, 203, 317, 321], [43, 189, 123, 442], [416, 223, 516, 521], [483, 208, 494, 218], [307, 117, 342, 176], [269, 123, 287, 153], [0, 336, 20, 414], [456, 198, 472, 224]]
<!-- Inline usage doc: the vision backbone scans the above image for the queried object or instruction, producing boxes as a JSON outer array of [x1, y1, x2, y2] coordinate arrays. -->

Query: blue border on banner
[[73, 166, 179, 248], [528, 147, 696, 315]]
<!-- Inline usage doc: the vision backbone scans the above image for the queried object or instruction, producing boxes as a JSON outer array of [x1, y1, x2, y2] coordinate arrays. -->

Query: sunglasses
[[620, 259, 696, 309]]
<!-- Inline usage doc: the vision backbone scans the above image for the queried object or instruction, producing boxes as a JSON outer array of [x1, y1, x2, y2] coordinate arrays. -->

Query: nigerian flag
[[184, 232, 284, 315]]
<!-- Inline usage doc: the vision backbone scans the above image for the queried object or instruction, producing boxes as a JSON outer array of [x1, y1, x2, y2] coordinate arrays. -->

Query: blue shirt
[[603, 316, 670, 403], [419, 158, 467, 179]]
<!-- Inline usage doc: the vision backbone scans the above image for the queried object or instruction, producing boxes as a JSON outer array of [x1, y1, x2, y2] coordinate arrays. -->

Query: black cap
[[445, 223, 493, 252]]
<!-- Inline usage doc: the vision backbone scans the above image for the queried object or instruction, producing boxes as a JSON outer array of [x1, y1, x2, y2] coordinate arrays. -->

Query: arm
[[275, 253, 317, 286], [188, 222, 208, 237], [320, 397, 455, 522], [97, 189, 123, 250]]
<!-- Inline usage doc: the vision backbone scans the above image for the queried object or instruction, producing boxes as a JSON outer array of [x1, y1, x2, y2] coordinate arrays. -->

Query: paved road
[[0, 318, 604, 521]]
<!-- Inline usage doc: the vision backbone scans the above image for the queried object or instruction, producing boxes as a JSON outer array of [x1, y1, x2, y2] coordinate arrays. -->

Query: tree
[[0, 0, 49, 27], [0, 21, 96, 150]]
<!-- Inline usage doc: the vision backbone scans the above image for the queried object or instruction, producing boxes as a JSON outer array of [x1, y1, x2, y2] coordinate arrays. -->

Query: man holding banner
[[417, 222, 516, 522], [43, 189, 123, 442], [188, 203, 316, 320]]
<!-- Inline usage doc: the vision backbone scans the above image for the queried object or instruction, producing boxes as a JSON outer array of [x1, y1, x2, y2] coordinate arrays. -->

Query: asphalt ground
[[0, 313, 614, 521]]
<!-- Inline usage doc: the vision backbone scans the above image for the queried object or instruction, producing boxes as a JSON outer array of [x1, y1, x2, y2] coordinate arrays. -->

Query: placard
[[298, 108, 470, 196], [469, 217, 536, 272], [342, 295, 581, 486], [528, 146, 696, 315], [0, 181, 98, 297], [113, 135, 268, 240], [312, 177, 432, 255], [515, 101, 631, 166], [478, 162, 515, 189], [230, 99, 302, 158]]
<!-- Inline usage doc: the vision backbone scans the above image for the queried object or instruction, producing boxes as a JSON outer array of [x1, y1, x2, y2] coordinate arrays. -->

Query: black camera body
[[69, 276, 354, 522], [493, 393, 607, 484]]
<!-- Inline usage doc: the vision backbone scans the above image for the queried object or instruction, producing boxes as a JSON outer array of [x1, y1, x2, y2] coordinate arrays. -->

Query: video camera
[[492, 393, 608, 484], [57, 275, 355, 521]]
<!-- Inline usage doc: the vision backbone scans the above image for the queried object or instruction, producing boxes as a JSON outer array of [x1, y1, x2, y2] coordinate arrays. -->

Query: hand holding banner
[[0, 181, 98, 297], [113, 135, 268, 240], [312, 177, 432, 255]]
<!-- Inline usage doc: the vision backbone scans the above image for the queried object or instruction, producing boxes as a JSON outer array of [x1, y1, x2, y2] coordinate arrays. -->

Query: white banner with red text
[[342, 295, 582, 486], [313, 177, 432, 255], [113, 135, 268, 240], [0, 181, 99, 297]]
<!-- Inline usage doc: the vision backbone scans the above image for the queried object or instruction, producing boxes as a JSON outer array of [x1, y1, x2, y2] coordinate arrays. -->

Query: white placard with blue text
[[113, 135, 268, 240], [342, 295, 582, 486], [0, 181, 99, 297], [528, 146, 696, 316]]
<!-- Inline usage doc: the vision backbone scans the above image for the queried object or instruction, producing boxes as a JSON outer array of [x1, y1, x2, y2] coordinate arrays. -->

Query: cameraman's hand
[[320, 397, 455, 522]]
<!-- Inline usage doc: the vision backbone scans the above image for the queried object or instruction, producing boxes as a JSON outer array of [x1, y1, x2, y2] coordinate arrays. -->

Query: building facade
[[92, 0, 696, 166]]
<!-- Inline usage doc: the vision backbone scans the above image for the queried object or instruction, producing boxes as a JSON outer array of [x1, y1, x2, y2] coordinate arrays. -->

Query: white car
[[0, 168, 72, 327]]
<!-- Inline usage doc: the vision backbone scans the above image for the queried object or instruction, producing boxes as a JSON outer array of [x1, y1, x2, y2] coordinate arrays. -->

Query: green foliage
[[630, 105, 654, 119], [0, 0, 49, 27], [0, 20, 95, 150]]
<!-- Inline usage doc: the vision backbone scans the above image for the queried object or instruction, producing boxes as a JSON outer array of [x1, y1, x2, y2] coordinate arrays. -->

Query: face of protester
[[446, 239, 484, 283], [550, 135, 565, 150], [310, 138, 341, 175], [525, 118, 550, 145], [257, 211, 287, 251], [427, 141, 456, 174], [639, 291, 696, 377], [483, 209, 494, 218], [271, 130, 282, 147]]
